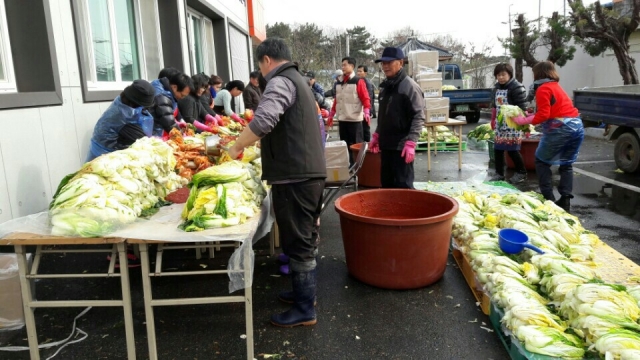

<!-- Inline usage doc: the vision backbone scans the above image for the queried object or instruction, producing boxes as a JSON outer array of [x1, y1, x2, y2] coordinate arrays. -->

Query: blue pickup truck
[[574, 85, 640, 173], [439, 64, 492, 123]]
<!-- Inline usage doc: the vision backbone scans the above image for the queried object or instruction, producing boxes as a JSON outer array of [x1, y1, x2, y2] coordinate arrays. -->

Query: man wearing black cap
[[87, 79, 156, 161], [369, 47, 425, 188]]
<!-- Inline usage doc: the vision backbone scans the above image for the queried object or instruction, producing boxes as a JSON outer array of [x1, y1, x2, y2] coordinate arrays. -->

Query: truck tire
[[467, 111, 480, 124], [614, 132, 640, 173]]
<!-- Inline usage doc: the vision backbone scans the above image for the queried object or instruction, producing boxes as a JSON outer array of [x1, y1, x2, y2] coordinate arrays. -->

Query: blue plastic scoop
[[498, 228, 545, 254]]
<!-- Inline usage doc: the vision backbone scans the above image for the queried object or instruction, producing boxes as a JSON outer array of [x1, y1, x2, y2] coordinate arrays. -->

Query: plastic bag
[[535, 118, 584, 166], [0, 254, 25, 331]]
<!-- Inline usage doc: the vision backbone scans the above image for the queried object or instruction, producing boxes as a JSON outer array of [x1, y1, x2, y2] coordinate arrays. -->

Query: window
[[229, 25, 250, 83], [187, 9, 216, 75], [85, 0, 142, 88], [0, 0, 16, 92]]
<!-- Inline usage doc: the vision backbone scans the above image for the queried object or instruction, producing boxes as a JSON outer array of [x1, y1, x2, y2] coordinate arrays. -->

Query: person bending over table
[[228, 38, 325, 328]]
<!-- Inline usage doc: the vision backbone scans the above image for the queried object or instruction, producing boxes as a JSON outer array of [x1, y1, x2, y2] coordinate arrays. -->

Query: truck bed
[[574, 85, 640, 127], [442, 88, 493, 104]]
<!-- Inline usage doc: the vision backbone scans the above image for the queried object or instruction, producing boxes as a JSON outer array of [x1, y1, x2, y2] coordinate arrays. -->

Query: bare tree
[[463, 42, 495, 89], [567, 0, 640, 84]]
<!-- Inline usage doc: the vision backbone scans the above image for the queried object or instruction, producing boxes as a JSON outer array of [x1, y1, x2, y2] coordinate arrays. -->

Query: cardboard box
[[410, 51, 439, 74], [326, 166, 350, 182], [424, 98, 450, 123], [415, 72, 441, 81], [420, 79, 443, 98], [0, 254, 34, 331], [325, 141, 349, 168]]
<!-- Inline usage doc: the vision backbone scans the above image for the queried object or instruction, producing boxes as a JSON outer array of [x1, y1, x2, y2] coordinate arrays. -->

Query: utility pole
[[508, 4, 513, 41], [538, 0, 542, 30], [346, 34, 350, 57], [564, 0, 566, 17]]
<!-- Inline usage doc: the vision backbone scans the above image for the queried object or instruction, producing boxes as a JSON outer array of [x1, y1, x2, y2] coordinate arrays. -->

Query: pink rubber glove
[[369, 132, 380, 153], [175, 119, 187, 128], [491, 108, 497, 130], [193, 120, 212, 132], [513, 114, 534, 126], [214, 114, 222, 125], [401, 141, 417, 164], [204, 114, 215, 126], [231, 113, 246, 126], [320, 109, 329, 119], [364, 108, 371, 125]]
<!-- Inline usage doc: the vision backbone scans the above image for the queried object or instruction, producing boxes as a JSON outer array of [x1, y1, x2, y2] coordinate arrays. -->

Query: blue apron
[[535, 117, 584, 165]]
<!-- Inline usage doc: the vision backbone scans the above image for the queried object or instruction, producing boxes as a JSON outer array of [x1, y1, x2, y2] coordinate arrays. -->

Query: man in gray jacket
[[369, 47, 425, 189]]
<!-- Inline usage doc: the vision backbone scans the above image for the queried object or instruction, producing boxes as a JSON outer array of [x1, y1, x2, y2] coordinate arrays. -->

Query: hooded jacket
[[150, 78, 178, 134]]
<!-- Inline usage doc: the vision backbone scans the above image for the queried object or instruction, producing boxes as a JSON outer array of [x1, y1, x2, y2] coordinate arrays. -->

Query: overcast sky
[[263, 0, 599, 55]]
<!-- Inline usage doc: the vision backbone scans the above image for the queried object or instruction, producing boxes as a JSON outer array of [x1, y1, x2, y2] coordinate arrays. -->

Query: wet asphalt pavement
[[1, 118, 640, 359]]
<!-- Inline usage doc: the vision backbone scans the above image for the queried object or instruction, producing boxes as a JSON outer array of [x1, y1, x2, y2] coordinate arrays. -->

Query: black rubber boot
[[277, 290, 317, 306], [555, 195, 571, 213], [271, 270, 317, 327]]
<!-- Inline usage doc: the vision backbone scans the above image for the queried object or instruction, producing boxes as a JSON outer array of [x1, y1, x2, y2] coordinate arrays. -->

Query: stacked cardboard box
[[424, 98, 450, 123], [324, 141, 350, 182]]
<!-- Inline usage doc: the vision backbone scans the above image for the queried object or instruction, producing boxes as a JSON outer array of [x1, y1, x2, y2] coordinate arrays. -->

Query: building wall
[[0, 0, 255, 223]]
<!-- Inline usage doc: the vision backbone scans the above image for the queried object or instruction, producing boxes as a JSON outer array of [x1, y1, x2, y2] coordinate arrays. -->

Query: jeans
[[494, 149, 526, 176], [272, 179, 325, 272], [381, 149, 414, 189], [535, 157, 573, 201]]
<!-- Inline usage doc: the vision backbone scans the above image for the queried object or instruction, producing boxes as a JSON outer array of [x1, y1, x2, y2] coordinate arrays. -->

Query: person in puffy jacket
[[178, 73, 219, 129], [86, 80, 156, 162], [150, 71, 193, 136], [512, 61, 584, 213], [490, 63, 528, 184]]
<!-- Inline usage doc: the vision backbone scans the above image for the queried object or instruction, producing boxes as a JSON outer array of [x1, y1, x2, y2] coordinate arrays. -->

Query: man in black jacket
[[150, 71, 193, 135], [369, 47, 425, 189], [228, 38, 325, 328], [357, 65, 376, 141], [243, 71, 263, 111]]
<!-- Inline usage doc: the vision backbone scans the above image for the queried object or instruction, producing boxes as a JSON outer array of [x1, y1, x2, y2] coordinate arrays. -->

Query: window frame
[[186, 8, 216, 75], [83, 0, 145, 91], [0, 0, 16, 92]]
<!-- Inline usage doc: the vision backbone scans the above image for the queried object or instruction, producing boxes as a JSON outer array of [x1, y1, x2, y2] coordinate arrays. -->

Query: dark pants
[[338, 121, 363, 165], [362, 120, 371, 142], [381, 150, 414, 189], [535, 158, 573, 201], [494, 149, 526, 176], [272, 179, 324, 272]]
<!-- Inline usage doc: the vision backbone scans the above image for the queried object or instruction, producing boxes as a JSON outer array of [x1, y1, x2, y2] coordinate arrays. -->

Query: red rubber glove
[[327, 110, 336, 127], [401, 141, 417, 164], [490, 108, 497, 130], [175, 119, 187, 128], [231, 113, 246, 126], [513, 114, 534, 126], [364, 108, 371, 125], [193, 120, 212, 132], [369, 132, 380, 153], [213, 114, 222, 126], [320, 109, 329, 119]]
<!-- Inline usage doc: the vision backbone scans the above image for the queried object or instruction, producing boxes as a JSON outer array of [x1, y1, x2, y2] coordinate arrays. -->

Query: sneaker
[[106, 252, 141, 268], [487, 174, 505, 182], [509, 172, 527, 184]]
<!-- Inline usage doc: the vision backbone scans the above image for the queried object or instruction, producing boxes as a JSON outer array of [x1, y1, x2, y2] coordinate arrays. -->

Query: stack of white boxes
[[408, 50, 450, 124], [324, 141, 350, 182]]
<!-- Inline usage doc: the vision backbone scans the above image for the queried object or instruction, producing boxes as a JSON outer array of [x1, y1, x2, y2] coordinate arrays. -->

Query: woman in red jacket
[[514, 61, 585, 213]]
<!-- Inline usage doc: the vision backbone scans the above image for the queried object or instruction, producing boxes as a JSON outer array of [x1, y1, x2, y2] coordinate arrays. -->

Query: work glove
[[364, 108, 371, 125], [490, 108, 497, 130], [231, 113, 246, 126], [204, 114, 216, 127], [513, 114, 534, 126], [193, 120, 212, 132], [401, 141, 417, 164], [327, 110, 336, 127], [320, 108, 329, 119], [369, 132, 380, 154]]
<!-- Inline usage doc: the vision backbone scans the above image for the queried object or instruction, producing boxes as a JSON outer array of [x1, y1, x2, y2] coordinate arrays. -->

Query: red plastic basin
[[334, 189, 459, 289], [350, 143, 381, 188], [506, 138, 540, 171]]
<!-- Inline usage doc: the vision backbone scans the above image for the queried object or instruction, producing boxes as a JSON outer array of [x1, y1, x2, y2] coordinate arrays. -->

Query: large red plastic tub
[[506, 138, 540, 171], [334, 189, 459, 289], [350, 143, 381, 188]]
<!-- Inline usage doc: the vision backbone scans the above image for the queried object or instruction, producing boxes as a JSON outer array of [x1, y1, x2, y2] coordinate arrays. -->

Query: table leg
[[117, 243, 137, 360], [458, 125, 463, 170], [243, 241, 254, 360], [139, 244, 158, 360], [15, 245, 40, 360], [427, 128, 431, 172]]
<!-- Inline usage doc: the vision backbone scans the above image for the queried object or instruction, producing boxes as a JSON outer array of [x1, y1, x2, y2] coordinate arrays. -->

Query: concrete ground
[[1, 118, 639, 359]]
